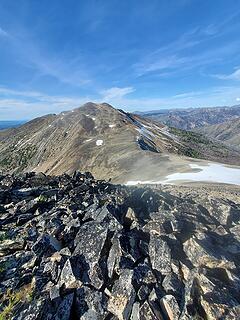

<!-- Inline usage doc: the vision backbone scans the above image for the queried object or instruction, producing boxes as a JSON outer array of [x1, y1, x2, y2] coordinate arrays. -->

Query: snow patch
[[126, 163, 240, 186], [109, 124, 116, 128], [164, 163, 240, 185], [96, 139, 103, 146]]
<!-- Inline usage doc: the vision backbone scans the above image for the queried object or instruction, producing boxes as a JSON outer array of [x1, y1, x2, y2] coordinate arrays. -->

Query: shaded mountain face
[[140, 105, 240, 130], [0, 102, 239, 182], [196, 118, 240, 151]]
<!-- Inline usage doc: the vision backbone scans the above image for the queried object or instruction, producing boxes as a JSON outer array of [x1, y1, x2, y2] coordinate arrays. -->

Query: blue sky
[[1, 0, 240, 119]]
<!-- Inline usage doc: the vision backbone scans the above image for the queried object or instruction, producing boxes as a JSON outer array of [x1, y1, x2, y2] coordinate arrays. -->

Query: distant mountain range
[[0, 102, 239, 183], [0, 120, 26, 130], [139, 105, 240, 130], [196, 117, 240, 151]]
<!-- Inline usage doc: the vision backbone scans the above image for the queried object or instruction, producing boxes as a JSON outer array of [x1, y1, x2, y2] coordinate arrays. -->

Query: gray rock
[[0, 239, 24, 256], [130, 302, 140, 320], [108, 269, 136, 320], [59, 258, 82, 289], [73, 221, 108, 288], [75, 286, 108, 318], [162, 272, 183, 298], [160, 295, 180, 320], [32, 234, 62, 257], [107, 233, 121, 278], [139, 301, 159, 320], [1, 171, 240, 320], [149, 235, 171, 275], [53, 293, 74, 320], [49, 284, 61, 301]]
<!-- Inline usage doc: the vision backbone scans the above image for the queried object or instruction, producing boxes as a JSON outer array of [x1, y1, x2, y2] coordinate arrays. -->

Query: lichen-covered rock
[[32, 234, 62, 257], [139, 301, 159, 320], [59, 258, 82, 289], [73, 221, 108, 288], [53, 293, 74, 320], [149, 235, 172, 275], [160, 295, 180, 320], [107, 269, 136, 320], [0, 239, 24, 256], [0, 171, 240, 319], [75, 286, 108, 318], [130, 302, 140, 320]]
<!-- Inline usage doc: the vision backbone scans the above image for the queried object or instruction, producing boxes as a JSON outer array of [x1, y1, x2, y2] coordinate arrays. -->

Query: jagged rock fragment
[[73, 221, 108, 288], [149, 234, 171, 275], [108, 269, 136, 320], [160, 295, 180, 320]]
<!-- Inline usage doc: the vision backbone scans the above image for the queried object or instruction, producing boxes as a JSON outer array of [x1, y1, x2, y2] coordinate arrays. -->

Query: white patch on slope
[[109, 124, 115, 128], [96, 139, 103, 146], [126, 163, 240, 186]]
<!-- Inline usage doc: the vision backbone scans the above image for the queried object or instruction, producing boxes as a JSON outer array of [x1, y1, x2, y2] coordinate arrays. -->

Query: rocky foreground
[[0, 172, 240, 319]]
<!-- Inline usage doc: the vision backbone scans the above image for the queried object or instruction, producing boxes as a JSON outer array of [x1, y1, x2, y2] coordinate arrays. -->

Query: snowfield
[[126, 163, 240, 186]]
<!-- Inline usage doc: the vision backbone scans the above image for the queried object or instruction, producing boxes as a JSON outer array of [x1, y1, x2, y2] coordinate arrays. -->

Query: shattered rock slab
[[0, 171, 240, 319]]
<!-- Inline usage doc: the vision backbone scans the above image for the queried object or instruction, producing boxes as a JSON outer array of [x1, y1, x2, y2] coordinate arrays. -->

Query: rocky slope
[[0, 102, 240, 183], [0, 171, 240, 319], [140, 105, 240, 130], [196, 118, 240, 151]]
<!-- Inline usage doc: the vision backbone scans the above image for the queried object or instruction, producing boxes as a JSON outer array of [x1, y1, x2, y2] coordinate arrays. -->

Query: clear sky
[[0, 0, 240, 119]]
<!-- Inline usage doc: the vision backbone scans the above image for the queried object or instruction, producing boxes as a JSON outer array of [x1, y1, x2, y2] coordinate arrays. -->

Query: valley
[[196, 117, 240, 151]]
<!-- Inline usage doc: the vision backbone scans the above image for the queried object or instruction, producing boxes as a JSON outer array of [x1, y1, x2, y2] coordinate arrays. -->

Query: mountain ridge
[[196, 117, 240, 151], [0, 102, 240, 183], [139, 104, 240, 130]]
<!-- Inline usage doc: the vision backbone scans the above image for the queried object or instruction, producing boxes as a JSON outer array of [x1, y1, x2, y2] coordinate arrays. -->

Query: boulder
[[53, 293, 74, 320], [32, 234, 62, 257], [108, 269, 136, 320], [160, 295, 180, 320], [149, 235, 172, 275], [73, 221, 108, 288]]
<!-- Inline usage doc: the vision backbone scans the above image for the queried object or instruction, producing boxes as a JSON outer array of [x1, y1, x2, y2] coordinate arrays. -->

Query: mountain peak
[[0, 102, 240, 182]]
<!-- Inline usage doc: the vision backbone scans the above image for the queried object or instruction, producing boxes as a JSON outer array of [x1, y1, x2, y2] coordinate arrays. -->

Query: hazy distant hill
[[196, 118, 240, 151], [0, 120, 26, 130], [139, 105, 240, 130], [0, 102, 239, 182]]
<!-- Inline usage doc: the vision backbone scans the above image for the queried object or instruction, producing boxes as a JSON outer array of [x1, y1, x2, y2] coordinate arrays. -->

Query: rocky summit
[[0, 171, 240, 319]]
